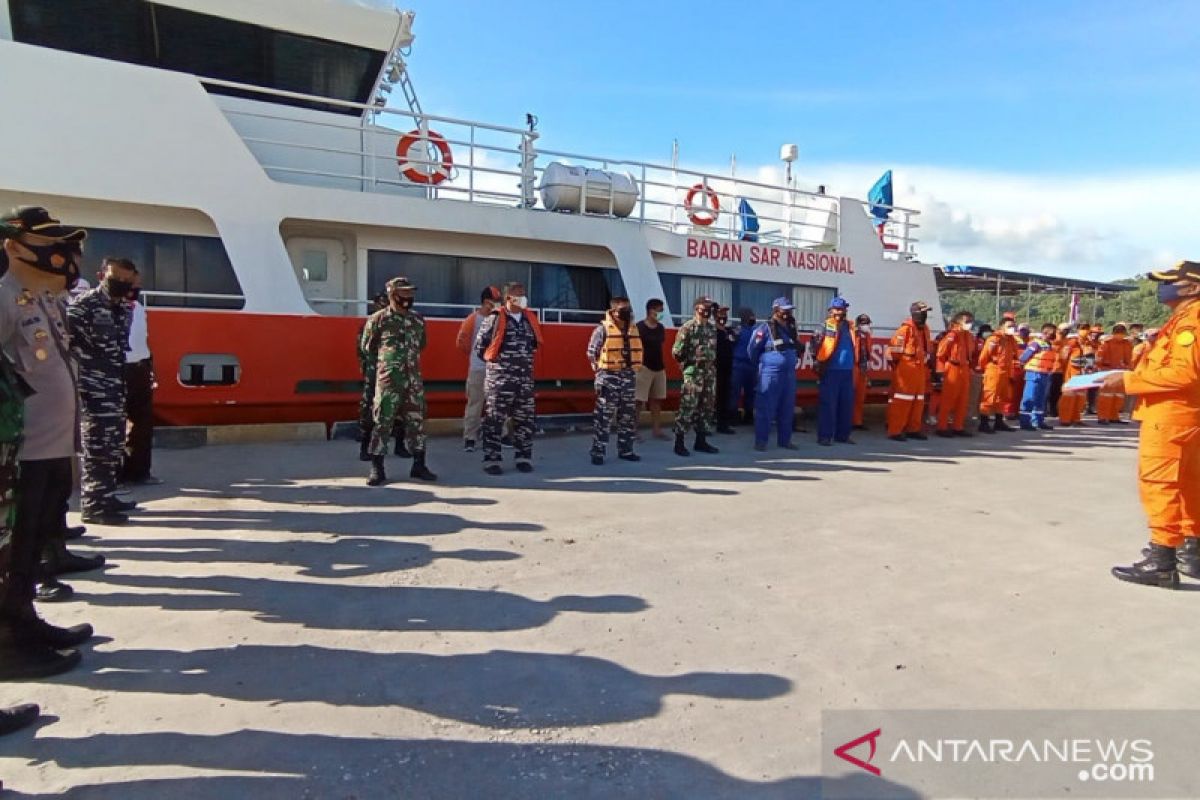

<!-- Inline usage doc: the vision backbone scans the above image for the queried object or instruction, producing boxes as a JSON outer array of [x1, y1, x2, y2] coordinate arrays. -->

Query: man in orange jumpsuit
[[935, 311, 976, 437], [1056, 331, 1088, 427], [852, 313, 874, 430], [1096, 323, 1134, 424], [886, 301, 933, 441], [976, 319, 1019, 433], [1108, 261, 1200, 588], [1130, 327, 1157, 370]]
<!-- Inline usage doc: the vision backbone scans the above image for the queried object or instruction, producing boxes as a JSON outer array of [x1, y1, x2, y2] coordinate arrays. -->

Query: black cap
[[2, 206, 86, 242], [1148, 260, 1200, 284]]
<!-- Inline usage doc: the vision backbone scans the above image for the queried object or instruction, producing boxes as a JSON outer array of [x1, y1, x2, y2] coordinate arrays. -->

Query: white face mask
[[859, 324, 871, 333], [962, 321, 974, 331], [1004, 327, 1017, 336], [511, 295, 528, 310]]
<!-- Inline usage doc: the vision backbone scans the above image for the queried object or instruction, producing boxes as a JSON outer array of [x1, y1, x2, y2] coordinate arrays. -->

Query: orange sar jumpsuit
[[977, 332, 1018, 416], [852, 326, 873, 427], [936, 327, 974, 432], [1096, 334, 1134, 421], [1123, 300, 1200, 549], [887, 318, 932, 436], [1131, 339, 1152, 370], [1057, 337, 1087, 426]]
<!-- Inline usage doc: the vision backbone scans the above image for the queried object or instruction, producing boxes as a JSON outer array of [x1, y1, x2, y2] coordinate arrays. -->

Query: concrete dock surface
[[0, 423, 1194, 798]]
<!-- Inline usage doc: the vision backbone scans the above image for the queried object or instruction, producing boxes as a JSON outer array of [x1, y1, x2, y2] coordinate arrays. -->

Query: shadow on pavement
[[4, 730, 924, 800]]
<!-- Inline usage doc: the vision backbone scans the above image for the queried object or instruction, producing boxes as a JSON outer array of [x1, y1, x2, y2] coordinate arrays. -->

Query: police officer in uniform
[[0, 206, 94, 678], [68, 257, 137, 525], [747, 297, 802, 451], [1106, 261, 1200, 588], [671, 297, 720, 457], [587, 296, 642, 465], [477, 282, 542, 474], [360, 277, 436, 486]]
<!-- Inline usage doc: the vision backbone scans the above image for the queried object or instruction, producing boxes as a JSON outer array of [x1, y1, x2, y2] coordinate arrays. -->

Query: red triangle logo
[[834, 728, 882, 776]]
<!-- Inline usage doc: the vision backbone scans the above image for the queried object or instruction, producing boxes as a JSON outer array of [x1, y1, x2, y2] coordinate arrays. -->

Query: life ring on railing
[[396, 128, 453, 185], [685, 183, 720, 226]]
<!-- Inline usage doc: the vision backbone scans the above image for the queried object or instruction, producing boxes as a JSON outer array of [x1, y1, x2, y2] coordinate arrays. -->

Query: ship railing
[[204, 77, 919, 257], [308, 297, 609, 324], [142, 289, 246, 308]]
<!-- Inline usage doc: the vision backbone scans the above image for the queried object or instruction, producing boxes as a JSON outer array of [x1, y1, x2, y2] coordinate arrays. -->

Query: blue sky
[[399, 1, 1199, 278]]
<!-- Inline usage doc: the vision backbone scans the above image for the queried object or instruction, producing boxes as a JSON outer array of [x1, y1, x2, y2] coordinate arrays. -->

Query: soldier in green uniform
[[360, 277, 437, 486], [671, 296, 721, 457]]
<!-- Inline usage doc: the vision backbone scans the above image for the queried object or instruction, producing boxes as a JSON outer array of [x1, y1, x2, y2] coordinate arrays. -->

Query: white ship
[[0, 0, 936, 425]]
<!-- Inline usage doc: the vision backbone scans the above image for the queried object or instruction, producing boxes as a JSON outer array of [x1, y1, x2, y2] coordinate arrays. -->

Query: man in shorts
[[635, 298, 668, 439]]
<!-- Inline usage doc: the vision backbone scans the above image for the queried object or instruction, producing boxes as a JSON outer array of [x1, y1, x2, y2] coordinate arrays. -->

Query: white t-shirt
[[126, 300, 151, 362]]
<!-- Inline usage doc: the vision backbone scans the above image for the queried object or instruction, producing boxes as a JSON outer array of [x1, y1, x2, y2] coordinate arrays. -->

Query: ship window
[[83, 227, 243, 309], [301, 250, 329, 282], [9, 0, 386, 113], [734, 281, 791, 318], [793, 286, 837, 327], [681, 277, 732, 310]]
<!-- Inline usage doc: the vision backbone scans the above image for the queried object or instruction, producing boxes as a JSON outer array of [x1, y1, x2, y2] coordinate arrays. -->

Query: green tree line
[[939, 276, 1170, 329]]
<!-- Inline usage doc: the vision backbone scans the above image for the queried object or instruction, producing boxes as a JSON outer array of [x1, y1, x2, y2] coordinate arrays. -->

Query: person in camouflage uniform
[[67, 257, 136, 524], [360, 277, 436, 486], [356, 293, 405, 462], [671, 296, 721, 457], [476, 282, 542, 475], [586, 296, 642, 465]]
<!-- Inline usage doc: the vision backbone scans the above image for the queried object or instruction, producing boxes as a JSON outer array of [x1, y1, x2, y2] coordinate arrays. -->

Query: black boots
[[1112, 543, 1179, 589], [674, 434, 690, 457], [993, 415, 1016, 432], [0, 623, 82, 681], [409, 451, 437, 482], [358, 424, 372, 462], [693, 432, 719, 454], [1178, 537, 1199, 579], [978, 417, 995, 434], [366, 456, 387, 487], [393, 432, 411, 458]]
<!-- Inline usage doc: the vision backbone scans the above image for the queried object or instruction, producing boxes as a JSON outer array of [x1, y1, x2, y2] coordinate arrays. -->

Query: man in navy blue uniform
[[729, 307, 757, 425], [812, 297, 865, 446], [747, 297, 802, 451]]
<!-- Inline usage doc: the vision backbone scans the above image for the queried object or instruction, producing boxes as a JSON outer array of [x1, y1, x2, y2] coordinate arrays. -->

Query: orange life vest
[[596, 317, 643, 371], [483, 309, 544, 362], [815, 316, 859, 364]]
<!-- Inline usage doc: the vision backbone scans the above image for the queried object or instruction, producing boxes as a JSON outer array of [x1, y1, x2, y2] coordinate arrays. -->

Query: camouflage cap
[[1148, 260, 1200, 284], [386, 276, 416, 292]]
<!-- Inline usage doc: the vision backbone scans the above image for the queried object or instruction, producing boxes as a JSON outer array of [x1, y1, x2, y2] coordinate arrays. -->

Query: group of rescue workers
[[357, 265, 1200, 592]]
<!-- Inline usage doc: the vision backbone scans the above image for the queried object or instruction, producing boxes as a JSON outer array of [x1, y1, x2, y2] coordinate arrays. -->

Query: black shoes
[[693, 434, 719, 454], [1177, 538, 1200, 579], [1112, 543, 1179, 589], [888, 434, 907, 442], [63, 525, 86, 541], [35, 580, 74, 603], [591, 454, 604, 466], [80, 509, 128, 526], [978, 418, 995, 434], [908, 432, 928, 441], [674, 434, 690, 457], [9, 618, 94, 649], [409, 451, 437, 481], [484, 463, 503, 476], [618, 452, 641, 462], [0, 643, 80, 682], [107, 497, 138, 513], [0, 703, 40, 736], [993, 416, 1016, 432], [954, 429, 974, 438], [44, 548, 106, 576], [1037, 423, 1055, 431], [393, 434, 411, 458], [463, 439, 476, 453], [515, 461, 534, 474], [366, 456, 387, 487]]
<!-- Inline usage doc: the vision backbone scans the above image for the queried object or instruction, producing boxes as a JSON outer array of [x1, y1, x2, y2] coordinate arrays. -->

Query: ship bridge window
[[660, 274, 834, 328], [366, 250, 624, 322], [10, 0, 385, 114], [83, 227, 244, 309]]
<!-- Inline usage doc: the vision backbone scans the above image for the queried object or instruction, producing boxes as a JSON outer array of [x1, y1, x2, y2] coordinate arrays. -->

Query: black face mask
[[742, 316, 756, 327], [615, 306, 632, 322], [782, 313, 795, 325], [697, 307, 711, 319], [15, 239, 82, 290], [716, 315, 728, 325], [105, 278, 134, 299], [393, 295, 414, 309], [912, 311, 928, 326], [128, 287, 142, 302]]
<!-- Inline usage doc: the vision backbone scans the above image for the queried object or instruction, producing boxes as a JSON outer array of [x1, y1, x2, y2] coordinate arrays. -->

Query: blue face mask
[[1157, 282, 1184, 304]]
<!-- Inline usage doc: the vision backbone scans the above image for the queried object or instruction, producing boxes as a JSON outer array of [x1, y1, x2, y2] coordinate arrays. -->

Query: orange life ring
[[396, 129, 453, 185], [685, 183, 720, 226]]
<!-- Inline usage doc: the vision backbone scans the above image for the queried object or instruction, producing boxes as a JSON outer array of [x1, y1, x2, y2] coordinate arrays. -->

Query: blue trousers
[[817, 368, 855, 443], [754, 356, 797, 446], [1019, 371, 1052, 428], [730, 361, 756, 418]]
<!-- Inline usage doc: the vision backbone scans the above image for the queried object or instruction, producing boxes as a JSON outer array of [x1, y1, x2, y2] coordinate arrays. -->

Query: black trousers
[[715, 362, 733, 426], [0, 458, 71, 618], [1047, 372, 1065, 417], [123, 359, 155, 481]]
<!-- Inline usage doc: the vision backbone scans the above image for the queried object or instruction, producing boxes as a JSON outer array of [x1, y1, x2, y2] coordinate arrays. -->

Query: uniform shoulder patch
[[1176, 330, 1196, 347]]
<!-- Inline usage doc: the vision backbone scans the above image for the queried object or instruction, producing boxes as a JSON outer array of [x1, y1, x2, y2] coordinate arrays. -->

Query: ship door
[[286, 237, 348, 315]]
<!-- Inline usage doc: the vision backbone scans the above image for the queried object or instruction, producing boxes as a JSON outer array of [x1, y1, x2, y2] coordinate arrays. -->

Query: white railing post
[[519, 129, 539, 209], [468, 125, 476, 203]]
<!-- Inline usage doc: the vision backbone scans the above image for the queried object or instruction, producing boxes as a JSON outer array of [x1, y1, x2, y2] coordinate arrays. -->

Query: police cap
[[2, 206, 87, 242]]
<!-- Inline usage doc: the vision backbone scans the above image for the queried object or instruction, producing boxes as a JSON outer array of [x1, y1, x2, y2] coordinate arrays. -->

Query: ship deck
[[1, 422, 1193, 798]]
